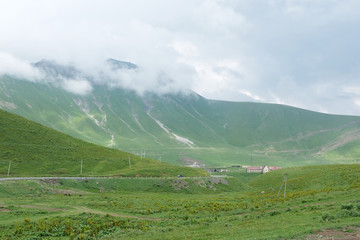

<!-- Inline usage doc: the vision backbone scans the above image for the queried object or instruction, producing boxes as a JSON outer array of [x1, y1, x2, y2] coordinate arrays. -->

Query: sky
[[0, 0, 360, 115]]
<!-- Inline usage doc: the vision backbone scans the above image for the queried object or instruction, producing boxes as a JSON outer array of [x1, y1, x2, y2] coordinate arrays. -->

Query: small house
[[246, 165, 270, 174]]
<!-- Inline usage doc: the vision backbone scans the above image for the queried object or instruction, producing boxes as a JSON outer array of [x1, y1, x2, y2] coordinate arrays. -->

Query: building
[[246, 165, 271, 174], [262, 165, 270, 173], [269, 166, 282, 171], [246, 166, 264, 173]]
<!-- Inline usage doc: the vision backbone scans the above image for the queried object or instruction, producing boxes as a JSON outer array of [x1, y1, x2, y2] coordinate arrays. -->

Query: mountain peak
[[106, 58, 137, 70], [32, 59, 80, 79]]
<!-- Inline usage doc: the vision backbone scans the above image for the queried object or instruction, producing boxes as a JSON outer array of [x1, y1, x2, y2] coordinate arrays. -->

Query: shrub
[[341, 204, 354, 211], [321, 213, 335, 222], [269, 211, 280, 216], [339, 210, 360, 218]]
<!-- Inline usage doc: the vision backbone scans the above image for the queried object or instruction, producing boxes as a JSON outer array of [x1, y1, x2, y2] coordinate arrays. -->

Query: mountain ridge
[[1, 60, 360, 167]]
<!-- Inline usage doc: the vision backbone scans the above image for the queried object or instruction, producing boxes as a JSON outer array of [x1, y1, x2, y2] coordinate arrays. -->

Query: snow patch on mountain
[[73, 98, 116, 146], [109, 133, 115, 147], [0, 100, 17, 110], [172, 133, 194, 146], [145, 102, 194, 147], [152, 118, 170, 134]]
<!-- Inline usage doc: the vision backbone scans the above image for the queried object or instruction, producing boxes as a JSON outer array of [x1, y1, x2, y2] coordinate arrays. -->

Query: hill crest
[[0, 108, 206, 177], [1, 70, 360, 167]]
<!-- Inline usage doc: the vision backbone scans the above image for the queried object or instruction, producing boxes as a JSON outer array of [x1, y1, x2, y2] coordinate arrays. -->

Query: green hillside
[[1, 72, 360, 167], [249, 164, 360, 193], [0, 109, 206, 177], [0, 164, 359, 239]]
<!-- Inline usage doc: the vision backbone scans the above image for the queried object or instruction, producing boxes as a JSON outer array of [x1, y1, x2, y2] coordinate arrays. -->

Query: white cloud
[[62, 78, 93, 95], [342, 86, 360, 97], [0, 0, 360, 115], [238, 89, 264, 102], [0, 52, 43, 81], [195, 0, 249, 35], [171, 40, 199, 57]]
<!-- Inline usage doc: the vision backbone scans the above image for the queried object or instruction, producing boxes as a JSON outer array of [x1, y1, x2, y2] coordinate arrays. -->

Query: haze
[[0, 0, 359, 115]]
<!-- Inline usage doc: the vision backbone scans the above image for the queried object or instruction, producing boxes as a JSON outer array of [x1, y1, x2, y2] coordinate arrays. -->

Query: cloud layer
[[0, 52, 42, 81], [0, 0, 360, 115]]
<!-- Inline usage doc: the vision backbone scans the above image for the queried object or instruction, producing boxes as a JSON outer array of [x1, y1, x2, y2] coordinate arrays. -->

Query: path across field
[[0, 175, 225, 181], [0, 177, 113, 182]]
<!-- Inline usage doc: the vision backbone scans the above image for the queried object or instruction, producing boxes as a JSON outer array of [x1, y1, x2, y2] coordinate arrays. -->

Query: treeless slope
[[0, 109, 207, 177]]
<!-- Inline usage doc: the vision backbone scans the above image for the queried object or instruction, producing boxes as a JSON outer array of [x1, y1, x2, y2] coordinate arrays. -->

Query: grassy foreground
[[0, 164, 359, 239], [0, 109, 206, 177]]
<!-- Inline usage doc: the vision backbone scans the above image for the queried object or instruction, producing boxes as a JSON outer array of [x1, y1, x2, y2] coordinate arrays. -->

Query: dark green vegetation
[[2, 74, 360, 167], [0, 109, 206, 177], [0, 165, 359, 239]]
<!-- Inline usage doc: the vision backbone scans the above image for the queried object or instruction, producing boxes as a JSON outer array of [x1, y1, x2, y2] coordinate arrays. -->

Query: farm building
[[246, 165, 279, 174], [269, 166, 282, 171]]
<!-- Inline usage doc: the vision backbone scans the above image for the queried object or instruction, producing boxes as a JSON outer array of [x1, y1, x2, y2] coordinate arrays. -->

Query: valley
[[1, 1, 360, 239], [2, 72, 360, 168], [1, 61, 360, 239], [0, 108, 359, 239]]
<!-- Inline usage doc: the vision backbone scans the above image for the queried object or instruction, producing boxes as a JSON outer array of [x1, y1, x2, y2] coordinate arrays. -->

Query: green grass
[[0, 164, 359, 239], [0, 109, 207, 177], [2, 76, 360, 168], [249, 164, 360, 192]]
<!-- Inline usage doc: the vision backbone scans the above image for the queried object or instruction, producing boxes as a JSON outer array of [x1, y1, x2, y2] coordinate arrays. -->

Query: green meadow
[[0, 109, 206, 177], [1, 164, 359, 239], [1, 87, 360, 239]]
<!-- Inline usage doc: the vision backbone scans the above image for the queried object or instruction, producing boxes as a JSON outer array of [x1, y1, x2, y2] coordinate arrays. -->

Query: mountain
[[32, 59, 81, 79], [0, 108, 206, 177], [1, 60, 360, 167], [106, 58, 137, 70]]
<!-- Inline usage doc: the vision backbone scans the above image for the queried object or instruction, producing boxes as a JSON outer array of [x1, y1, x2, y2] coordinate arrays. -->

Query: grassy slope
[[149, 94, 360, 166], [2, 77, 360, 167], [0, 109, 207, 177], [0, 164, 359, 239], [249, 164, 360, 192]]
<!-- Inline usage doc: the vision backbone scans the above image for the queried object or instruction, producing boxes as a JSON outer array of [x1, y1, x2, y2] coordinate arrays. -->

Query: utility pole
[[7, 160, 11, 176], [284, 174, 288, 199], [80, 160, 83, 176], [277, 173, 288, 200], [128, 156, 131, 169], [276, 181, 284, 198]]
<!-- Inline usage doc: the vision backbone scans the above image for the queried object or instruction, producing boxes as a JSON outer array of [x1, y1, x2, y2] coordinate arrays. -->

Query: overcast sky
[[0, 0, 360, 115]]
